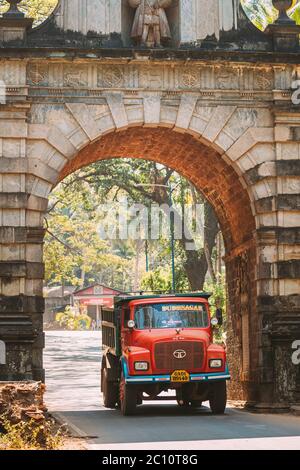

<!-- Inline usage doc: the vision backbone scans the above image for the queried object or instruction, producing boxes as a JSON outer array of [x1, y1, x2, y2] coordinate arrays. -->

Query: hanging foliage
[[241, 0, 300, 30]]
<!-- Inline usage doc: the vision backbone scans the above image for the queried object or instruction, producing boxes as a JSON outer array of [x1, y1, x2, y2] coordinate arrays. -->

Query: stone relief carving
[[180, 69, 200, 89], [128, 0, 173, 47], [215, 68, 238, 90], [27, 64, 49, 86], [24, 62, 276, 95], [64, 66, 88, 88], [99, 66, 124, 88], [139, 66, 164, 88], [254, 70, 274, 90]]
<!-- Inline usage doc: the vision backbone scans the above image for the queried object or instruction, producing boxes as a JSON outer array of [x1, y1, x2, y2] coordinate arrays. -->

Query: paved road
[[44, 331, 300, 450]]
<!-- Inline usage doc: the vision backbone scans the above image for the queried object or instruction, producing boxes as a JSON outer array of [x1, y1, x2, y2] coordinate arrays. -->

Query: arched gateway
[[0, 0, 299, 409]]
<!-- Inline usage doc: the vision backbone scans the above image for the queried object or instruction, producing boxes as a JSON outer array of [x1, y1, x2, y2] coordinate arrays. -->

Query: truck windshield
[[134, 303, 209, 330]]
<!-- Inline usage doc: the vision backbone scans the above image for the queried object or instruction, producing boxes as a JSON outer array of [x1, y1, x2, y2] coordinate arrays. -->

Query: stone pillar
[[254, 102, 300, 407], [0, 59, 45, 382], [225, 243, 257, 402]]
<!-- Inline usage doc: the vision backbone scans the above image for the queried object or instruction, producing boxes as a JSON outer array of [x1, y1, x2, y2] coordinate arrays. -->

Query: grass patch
[[0, 414, 63, 450]]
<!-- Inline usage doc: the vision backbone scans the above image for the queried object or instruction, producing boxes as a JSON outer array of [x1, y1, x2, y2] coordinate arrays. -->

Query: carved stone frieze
[[98, 66, 124, 88], [27, 64, 49, 87], [63, 66, 88, 88], [23, 62, 279, 95], [180, 68, 200, 89]]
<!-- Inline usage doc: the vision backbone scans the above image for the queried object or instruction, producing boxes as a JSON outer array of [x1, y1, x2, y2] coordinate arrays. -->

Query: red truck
[[101, 293, 230, 416]]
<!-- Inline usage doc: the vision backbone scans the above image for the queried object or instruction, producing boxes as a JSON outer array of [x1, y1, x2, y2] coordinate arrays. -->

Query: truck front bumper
[[122, 361, 230, 384]]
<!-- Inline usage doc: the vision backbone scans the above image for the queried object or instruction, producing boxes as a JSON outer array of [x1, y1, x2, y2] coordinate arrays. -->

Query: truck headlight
[[134, 362, 149, 371], [209, 359, 223, 368]]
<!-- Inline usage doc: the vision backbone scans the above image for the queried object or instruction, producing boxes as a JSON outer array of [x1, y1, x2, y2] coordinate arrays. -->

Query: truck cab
[[101, 293, 230, 416]]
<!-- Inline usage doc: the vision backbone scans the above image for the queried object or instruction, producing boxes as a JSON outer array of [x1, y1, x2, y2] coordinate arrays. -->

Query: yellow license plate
[[171, 370, 190, 383]]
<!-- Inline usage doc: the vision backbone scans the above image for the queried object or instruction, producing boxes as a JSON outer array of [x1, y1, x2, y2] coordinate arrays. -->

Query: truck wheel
[[209, 381, 227, 415], [120, 374, 137, 416], [102, 367, 118, 409]]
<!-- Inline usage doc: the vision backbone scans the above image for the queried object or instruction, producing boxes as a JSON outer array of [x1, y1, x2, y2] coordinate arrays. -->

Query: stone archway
[[0, 52, 299, 408], [58, 126, 257, 401], [60, 127, 255, 252]]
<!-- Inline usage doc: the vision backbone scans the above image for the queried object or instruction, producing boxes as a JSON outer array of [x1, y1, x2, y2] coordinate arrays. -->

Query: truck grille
[[154, 341, 204, 372]]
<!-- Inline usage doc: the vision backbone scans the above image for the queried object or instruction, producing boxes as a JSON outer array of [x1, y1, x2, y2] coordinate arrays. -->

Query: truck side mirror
[[216, 308, 223, 326], [127, 320, 135, 330]]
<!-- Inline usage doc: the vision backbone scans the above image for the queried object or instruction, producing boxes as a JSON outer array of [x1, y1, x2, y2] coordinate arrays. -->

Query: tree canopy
[[241, 0, 300, 30], [46, 159, 224, 294]]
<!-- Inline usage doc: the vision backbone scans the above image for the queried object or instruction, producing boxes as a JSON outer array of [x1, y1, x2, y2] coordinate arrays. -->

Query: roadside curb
[[50, 411, 90, 440], [291, 406, 300, 417]]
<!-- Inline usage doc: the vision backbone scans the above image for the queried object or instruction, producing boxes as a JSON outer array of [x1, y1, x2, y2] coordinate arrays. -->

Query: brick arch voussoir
[[58, 127, 255, 253]]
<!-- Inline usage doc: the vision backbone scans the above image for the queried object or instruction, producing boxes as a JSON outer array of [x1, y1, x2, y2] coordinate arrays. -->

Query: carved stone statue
[[128, 0, 173, 47]]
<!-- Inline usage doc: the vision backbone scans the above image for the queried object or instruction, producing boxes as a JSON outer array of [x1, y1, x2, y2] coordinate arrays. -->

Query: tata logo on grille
[[173, 349, 187, 359]]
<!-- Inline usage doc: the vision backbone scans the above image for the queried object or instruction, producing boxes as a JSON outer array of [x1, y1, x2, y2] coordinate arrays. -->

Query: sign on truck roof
[[114, 292, 212, 305]]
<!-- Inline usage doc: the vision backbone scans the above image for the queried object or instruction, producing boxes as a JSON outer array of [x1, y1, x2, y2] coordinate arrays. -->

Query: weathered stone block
[[258, 294, 300, 314], [277, 260, 300, 279], [0, 295, 44, 314], [277, 228, 300, 245], [0, 261, 44, 279], [0, 122, 27, 139], [278, 194, 300, 211], [277, 160, 300, 177], [275, 126, 293, 142]]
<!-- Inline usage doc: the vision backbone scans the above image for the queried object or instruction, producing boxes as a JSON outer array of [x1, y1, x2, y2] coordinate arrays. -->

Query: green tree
[[45, 178, 132, 291], [241, 0, 300, 30], [62, 159, 220, 291], [56, 306, 92, 331]]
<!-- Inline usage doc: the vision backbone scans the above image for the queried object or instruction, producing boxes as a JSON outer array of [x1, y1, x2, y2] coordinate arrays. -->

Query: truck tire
[[209, 381, 227, 415], [102, 367, 118, 409], [119, 373, 137, 416]]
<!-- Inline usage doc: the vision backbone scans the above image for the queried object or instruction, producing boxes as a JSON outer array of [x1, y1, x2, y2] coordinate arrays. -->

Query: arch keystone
[[143, 92, 162, 127], [175, 94, 198, 132], [103, 92, 128, 131]]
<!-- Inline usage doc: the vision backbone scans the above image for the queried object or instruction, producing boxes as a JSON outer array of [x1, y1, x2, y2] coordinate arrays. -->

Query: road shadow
[[58, 403, 300, 445]]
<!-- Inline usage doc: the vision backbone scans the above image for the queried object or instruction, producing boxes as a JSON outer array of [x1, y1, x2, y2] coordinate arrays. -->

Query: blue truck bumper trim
[[125, 371, 231, 384], [125, 374, 231, 384], [121, 358, 230, 384]]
